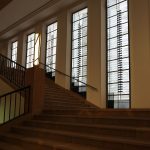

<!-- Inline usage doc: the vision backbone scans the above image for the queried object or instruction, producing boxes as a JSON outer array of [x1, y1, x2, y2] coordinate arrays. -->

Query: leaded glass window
[[26, 33, 35, 69], [71, 8, 88, 97], [45, 22, 57, 79], [107, 0, 130, 108]]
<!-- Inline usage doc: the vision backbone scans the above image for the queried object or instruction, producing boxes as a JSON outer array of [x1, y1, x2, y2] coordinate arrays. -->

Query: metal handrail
[[0, 53, 26, 87], [0, 53, 26, 69], [38, 61, 97, 90], [0, 86, 30, 98], [0, 86, 30, 125]]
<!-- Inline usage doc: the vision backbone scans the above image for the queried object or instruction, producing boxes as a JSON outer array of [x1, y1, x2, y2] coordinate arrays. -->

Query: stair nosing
[[10, 126, 150, 147]]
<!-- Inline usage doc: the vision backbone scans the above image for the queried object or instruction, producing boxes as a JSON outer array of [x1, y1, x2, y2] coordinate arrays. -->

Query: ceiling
[[0, 0, 12, 11], [0, 0, 81, 41]]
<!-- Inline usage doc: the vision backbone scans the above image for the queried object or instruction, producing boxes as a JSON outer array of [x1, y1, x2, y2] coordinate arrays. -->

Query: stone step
[[44, 103, 93, 109], [44, 88, 84, 99], [0, 141, 23, 150], [34, 114, 150, 127], [44, 92, 71, 97], [43, 105, 95, 110], [44, 97, 83, 102], [0, 132, 100, 150], [44, 99, 91, 106], [10, 126, 150, 150], [42, 109, 100, 115], [44, 94, 75, 99], [42, 108, 150, 117], [44, 89, 69, 93], [23, 120, 150, 141]]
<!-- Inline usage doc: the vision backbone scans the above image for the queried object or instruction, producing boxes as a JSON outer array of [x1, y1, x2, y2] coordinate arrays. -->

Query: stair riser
[[44, 100, 88, 104], [44, 97, 83, 102], [44, 103, 91, 108], [45, 87, 70, 93], [45, 100, 89, 107], [23, 121, 150, 141], [44, 94, 74, 98], [43, 106, 95, 110], [44, 103, 91, 107], [44, 96, 75, 100], [34, 115, 150, 127], [42, 110, 92, 115], [42, 110, 124, 116], [0, 136, 52, 150], [44, 100, 84, 105], [42, 109, 150, 117], [11, 127, 150, 150]]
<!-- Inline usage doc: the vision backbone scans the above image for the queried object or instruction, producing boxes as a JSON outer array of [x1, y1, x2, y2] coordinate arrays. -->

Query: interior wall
[[0, 0, 150, 109], [55, 10, 68, 88], [87, 0, 106, 108], [0, 40, 8, 55], [0, 79, 13, 96], [130, 0, 150, 108]]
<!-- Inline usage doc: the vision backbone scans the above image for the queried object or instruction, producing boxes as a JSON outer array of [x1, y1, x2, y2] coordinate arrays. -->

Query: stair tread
[[44, 106, 95, 109], [39, 113, 150, 120], [11, 125, 150, 146], [44, 100, 87, 104], [0, 132, 99, 150], [1, 75, 150, 149], [0, 141, 23, 150], [24, 119, 150, 131]]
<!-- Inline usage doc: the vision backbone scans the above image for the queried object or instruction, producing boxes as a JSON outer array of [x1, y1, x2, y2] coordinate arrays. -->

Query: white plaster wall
[[0, 79, 13, 96]]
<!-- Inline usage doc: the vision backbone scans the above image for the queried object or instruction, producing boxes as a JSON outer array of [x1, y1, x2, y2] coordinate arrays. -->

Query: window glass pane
[[71, 8, 88, 97], [46, 22, 58, 78], [26, 33, 35, 68], [11, 41, 18, 68], [107, 0, 130, 108]]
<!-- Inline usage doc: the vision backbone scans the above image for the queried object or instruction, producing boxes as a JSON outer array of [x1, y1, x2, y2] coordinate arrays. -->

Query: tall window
[[26, 33, 35, 68], [107, 0, 130, 108], [71, 8, 88, 97], [11, 41, 18, 66], [45, 22, 57, 79]]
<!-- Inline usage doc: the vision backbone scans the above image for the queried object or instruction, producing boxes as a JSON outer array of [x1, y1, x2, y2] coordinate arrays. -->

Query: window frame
[[11, 40, 18, 63], [70, 7, 88, 97], [25, 32, 36, 69], [106, 0, 131, 109], [45, 21, 58, 79]]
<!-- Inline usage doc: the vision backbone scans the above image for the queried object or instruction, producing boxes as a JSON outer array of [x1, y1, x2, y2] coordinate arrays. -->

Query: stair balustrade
[[0, 86, 30, 125], [0, 54, 26, 87]]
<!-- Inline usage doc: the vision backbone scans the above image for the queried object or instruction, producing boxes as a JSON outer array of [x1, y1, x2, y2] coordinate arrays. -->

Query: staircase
[[0, 77, 150, 149]]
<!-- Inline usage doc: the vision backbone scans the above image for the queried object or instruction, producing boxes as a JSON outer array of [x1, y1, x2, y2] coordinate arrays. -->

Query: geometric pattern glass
[[71, 8, 88, 97], [107, 0, 130, 108], [45, 22, 57, 78]]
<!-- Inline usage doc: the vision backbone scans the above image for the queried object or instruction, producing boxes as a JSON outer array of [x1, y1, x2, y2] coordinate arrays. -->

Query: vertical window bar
[[71, 8, 88, 97], [45, 22, 58, 79], [107, 0, 130, 108]]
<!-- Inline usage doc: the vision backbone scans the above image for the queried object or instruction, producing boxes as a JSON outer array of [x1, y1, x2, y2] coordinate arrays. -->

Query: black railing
[[0, 54, 26, 87], [0, 86, 30, 125], [38, 61, 97, 91]]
